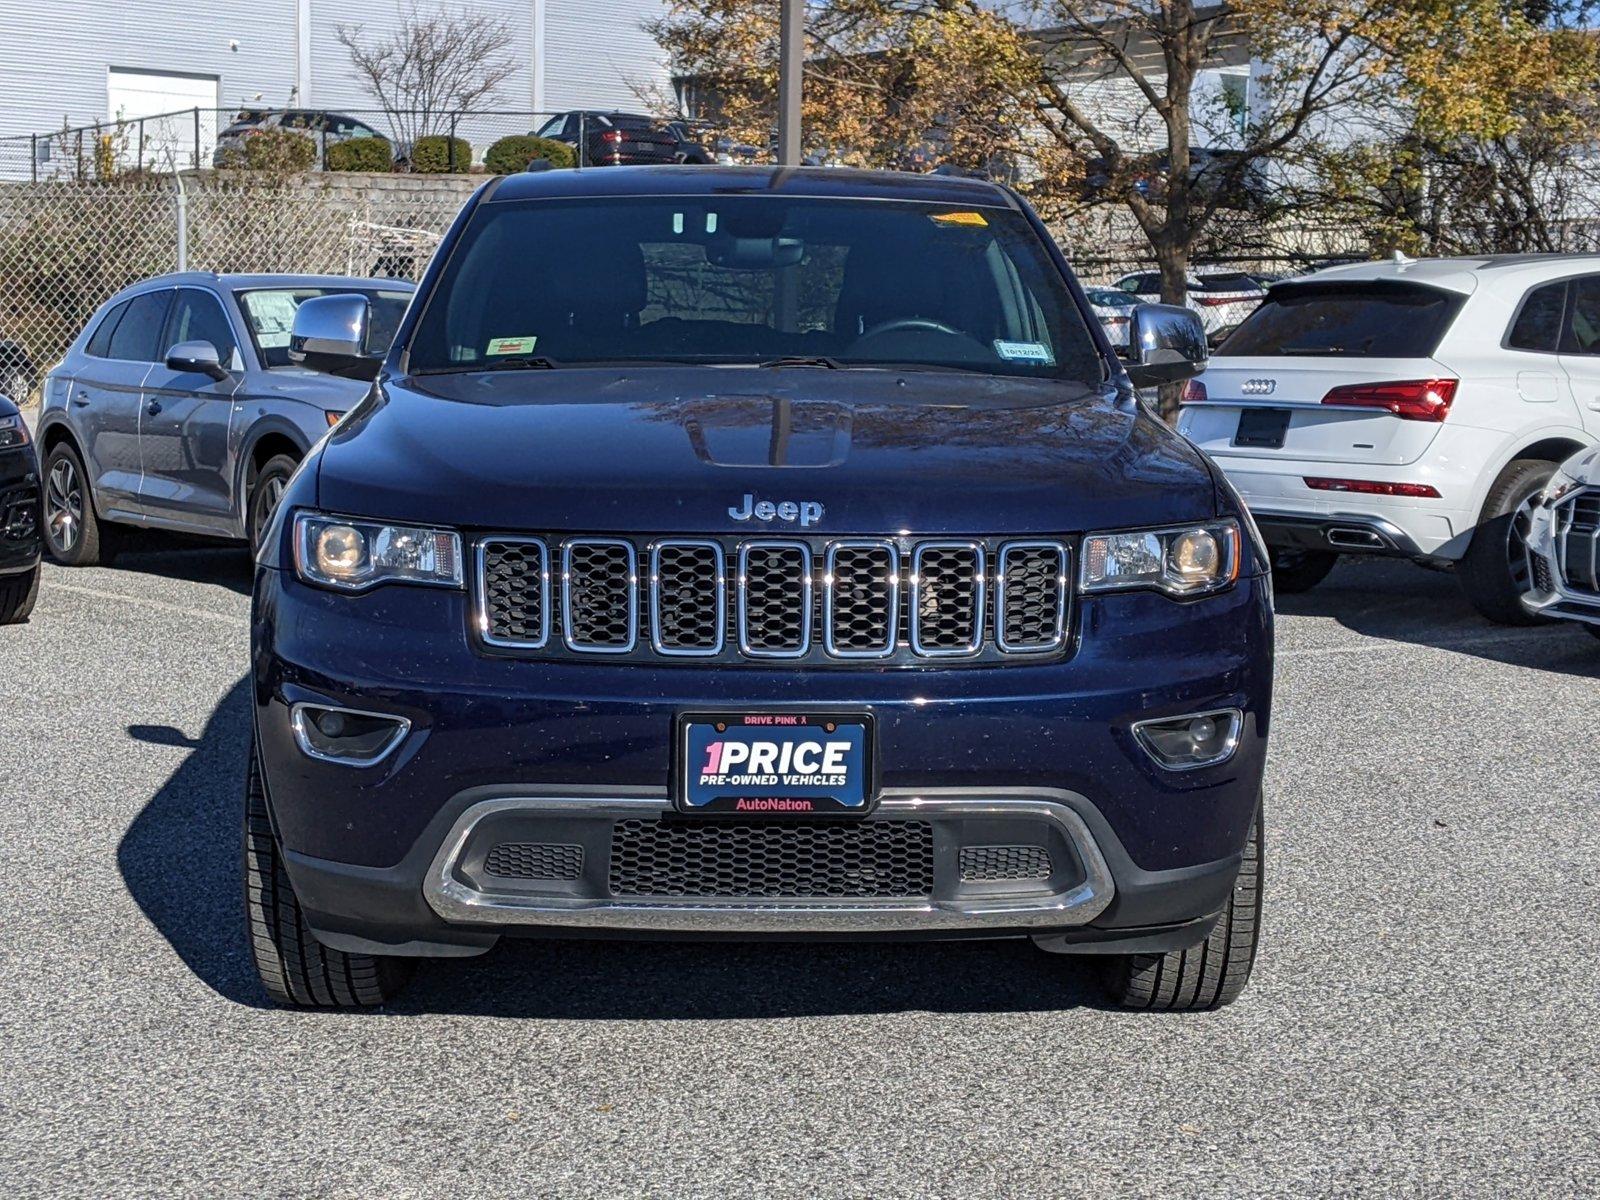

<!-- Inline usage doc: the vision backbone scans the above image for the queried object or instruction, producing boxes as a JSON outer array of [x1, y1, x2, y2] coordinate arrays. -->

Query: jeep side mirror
[[1125, 303, 1207, 389], [289, 294, 376, 378], [165, 339, 229, 381]]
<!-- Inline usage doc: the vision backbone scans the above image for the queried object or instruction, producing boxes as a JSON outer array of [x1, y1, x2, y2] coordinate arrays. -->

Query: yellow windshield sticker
[[929, 210, 988, 227], [487, 335, 537, 356]]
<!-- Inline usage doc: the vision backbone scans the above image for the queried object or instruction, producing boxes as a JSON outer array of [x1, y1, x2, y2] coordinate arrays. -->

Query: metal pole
[[173, 170, 188, 272], [30, 135, 37, 183], [577, 111, 585, 168], [776, 0, 803, 166], [193, 107, 200, 169], [138, 119, 146, 173]]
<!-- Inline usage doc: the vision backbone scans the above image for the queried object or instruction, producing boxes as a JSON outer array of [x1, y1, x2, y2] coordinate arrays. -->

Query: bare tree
[[337, 2, 518, 148]]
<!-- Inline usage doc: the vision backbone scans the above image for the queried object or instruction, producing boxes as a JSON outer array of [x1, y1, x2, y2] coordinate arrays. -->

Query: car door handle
[[71, 394, 90, 407], [146, 399, 162, 416]]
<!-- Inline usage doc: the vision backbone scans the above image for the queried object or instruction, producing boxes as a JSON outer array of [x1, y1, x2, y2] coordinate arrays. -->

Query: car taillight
[[1320, 378, 1456, 422], [1180, 380, 1207, 404], [1194, 296, 1236, 307], [1304, 477, 1441, 498], [600, 130, 623, 144]]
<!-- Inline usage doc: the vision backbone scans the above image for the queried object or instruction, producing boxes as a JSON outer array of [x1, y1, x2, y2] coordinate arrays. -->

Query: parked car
[[1085, 287, 1137, 349], [1, 338, 38, 407], [245, 164, 1270, 1013], [1177, 256, 1600, 622], [531, 111, 711, 166], [1523, 444, 1600, 638], [213, 110, 387, 168], [1111, 270, 1265, 343], [34, 272, 415, 562], [0, 390, 41, 623]]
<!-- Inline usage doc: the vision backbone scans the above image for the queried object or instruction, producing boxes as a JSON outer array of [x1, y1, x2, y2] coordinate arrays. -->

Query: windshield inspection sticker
[[929, 210, 988, 227], [994, 340, 1054, 364], [487, 335, 537, 356]]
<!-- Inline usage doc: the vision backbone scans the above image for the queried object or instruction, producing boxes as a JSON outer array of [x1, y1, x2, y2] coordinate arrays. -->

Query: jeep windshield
[[405, 195, 1105, 384]]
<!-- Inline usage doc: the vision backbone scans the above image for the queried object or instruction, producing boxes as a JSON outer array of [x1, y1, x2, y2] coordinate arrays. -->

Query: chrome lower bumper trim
[[422, 793, 1115, 933]]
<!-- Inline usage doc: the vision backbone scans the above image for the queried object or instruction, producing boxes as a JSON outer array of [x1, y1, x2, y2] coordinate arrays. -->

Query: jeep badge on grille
[[728, 493, 824, 527]]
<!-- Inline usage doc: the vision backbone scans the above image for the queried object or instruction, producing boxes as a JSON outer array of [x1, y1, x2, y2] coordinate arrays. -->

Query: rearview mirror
[[1125, 303, 1207, 389], [289, 294, 375, 378], [165, 340, 229, 381]]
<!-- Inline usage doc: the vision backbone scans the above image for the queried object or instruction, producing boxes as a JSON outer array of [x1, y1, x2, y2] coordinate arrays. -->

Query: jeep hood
[[314, 368, 1216, 534]]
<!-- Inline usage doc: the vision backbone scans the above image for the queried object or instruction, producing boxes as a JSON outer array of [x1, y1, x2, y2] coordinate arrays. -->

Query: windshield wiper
[[757, 355, 845, 369], [413, 355, 560, 375]]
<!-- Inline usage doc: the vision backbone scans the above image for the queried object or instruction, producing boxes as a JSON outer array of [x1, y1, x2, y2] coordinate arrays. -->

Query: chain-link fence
[[0, 107, 711, 181], [0, 172, 474, 400]]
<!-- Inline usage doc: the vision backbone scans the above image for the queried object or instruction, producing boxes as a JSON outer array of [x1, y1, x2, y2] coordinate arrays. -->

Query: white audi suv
[[1179, 255, 1600, 622]]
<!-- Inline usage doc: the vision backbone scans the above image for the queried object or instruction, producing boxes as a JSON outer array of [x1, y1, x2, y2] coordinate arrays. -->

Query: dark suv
[[249, 166, 1272, 1011]]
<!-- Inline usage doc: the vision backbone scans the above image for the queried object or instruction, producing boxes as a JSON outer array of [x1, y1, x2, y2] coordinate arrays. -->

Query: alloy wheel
[[46, 458, 82, 553]]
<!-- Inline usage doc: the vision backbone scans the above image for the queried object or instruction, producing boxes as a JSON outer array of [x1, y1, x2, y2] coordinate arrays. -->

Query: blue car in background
[[35, 273, 415, 562], [247, 166, 1272, 1013]]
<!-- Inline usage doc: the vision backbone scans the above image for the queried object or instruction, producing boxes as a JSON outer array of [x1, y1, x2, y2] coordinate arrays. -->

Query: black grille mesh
[[1000, 545, 1066, 649], [609, 819, 935, 898], [566, 541, 634, 648], [481, 540, 547, 644], [959, 844, 1053, 881], [741, 544, 809, 654], [828, 544, 896, 654], [654, 543, 722, 652], [1559, 494, 1600, 594], [914, 545, 982, 651], [484, 842, 585, 880]]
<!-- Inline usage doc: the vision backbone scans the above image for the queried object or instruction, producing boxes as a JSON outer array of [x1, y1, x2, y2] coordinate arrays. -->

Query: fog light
[[1132, 709, 1242, 771], [290, 703, 410, 767]]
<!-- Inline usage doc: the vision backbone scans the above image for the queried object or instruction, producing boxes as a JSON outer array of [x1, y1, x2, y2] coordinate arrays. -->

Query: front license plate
[[676, 712, 875, 816], [1234, 407, 1291, 449]]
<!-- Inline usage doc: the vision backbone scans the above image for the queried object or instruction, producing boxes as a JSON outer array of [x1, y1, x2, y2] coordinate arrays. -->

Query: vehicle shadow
[[1276, 557, 1600, 677], [104, 530, 254, 595], [118, 677, 1108, 1017]]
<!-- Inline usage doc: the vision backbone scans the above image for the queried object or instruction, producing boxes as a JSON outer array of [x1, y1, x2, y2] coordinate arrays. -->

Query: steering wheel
[[857, 316, 964, 340]]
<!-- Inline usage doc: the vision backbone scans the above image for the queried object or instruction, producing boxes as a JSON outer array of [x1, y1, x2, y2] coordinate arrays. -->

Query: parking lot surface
[[1, 541, 1597, 1197]]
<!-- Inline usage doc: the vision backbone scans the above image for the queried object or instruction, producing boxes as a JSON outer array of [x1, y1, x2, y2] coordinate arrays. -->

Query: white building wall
[[0, 0, 673, 155]]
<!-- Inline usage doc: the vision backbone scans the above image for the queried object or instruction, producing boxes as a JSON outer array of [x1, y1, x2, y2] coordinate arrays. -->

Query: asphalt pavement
[[1, 540, 1597, 1197]]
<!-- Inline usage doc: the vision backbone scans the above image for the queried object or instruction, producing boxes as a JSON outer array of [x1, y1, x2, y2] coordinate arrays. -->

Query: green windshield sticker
[[994, 340, 1054, 364], [487, 335, 537, 356]]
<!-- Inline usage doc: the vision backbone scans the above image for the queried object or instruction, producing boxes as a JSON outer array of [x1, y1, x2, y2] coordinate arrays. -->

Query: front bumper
[[253, 566, 1272, 955], [0, 445, 42, 575], [1523, 488, 1600, 626]]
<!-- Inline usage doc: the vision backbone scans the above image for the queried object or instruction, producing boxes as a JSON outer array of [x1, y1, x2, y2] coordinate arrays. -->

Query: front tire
[[247, 454, 298, 551], [42, 442, 119, 566], [0, 564, 39, 624], [1458, 458, 1555, 625], [1269, 547, 1338, 594], [1104, 800, 1263, 1011], [244, 743, 415, 1008]]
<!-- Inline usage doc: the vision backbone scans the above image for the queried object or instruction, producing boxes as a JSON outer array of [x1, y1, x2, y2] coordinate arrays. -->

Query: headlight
[[293, 512, 462, 592], [1080, 520, 1241, 597], [0, 414, 30, 449]]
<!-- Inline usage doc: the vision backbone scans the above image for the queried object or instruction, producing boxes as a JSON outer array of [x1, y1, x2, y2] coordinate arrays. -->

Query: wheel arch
[[235, 420, 310, 529], [35, 418, 107, 518], [1465, 427, 1593, 525]]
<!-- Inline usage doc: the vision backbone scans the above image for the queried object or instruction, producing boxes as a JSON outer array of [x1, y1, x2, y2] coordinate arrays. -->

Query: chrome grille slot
[[911, 542, 984, 656], [651, 540, 724, 655], [562, 538, 637, 652], [738, 541, 812, 657], [1556, 490, 1600, 595], [478, 537, 550, 648], [825, 541, 899, 657], [997, 542, 1068, 652]]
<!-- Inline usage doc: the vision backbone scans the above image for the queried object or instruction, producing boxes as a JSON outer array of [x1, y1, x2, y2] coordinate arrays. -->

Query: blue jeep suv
[[248, 166, 1272, 1011]]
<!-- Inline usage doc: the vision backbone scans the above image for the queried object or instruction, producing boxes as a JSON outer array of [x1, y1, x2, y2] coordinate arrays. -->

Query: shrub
[[239, 128, 318, 173], [484, 135, 576, 174], [326, 136, 394, 173], [409, 135, 472, 173]]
